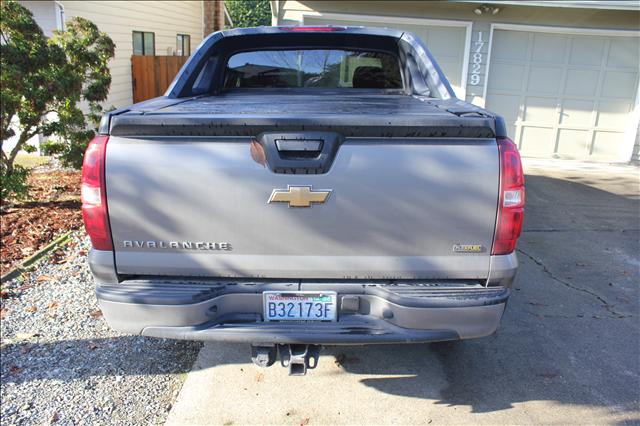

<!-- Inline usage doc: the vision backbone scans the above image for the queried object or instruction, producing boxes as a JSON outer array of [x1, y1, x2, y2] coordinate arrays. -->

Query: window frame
[[132, 31, 156, 56], [176, 34, 191, 56]]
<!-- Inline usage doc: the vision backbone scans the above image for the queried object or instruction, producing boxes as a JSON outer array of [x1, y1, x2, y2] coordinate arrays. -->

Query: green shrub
[[0, 0, 115, 179], [0, 163, 29, 201], [226, 0, 271, 28], [40, 139, 61, 157], [56, 128, 94, 169]]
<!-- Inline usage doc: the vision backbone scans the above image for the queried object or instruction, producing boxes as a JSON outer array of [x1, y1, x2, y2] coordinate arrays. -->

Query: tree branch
[[7, 127, 39, 171]]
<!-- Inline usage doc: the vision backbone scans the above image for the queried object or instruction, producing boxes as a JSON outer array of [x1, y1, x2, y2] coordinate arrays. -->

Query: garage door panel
[[602, 71, 638, 99], [435, 58, 462, 89], [532, 34, 567, 63], [523, 96, 557, 122], [608, 38, 640, 68], [304, 16, 380, 28], [520, 127, 555, 155], [560, 99, 594, 126], [557, 129, 590, 157], [527, 66, 562, 94], [565, 69, 599, 96], [427, 27, 465, 56], [592, 131, 625, 159], [487, 94, 520, 121], [596, 100, 633, 128], [570, 37, 605, 66], [489, 63, 525, 91], [492, 31, 529, 61], [486, 29, 638, 161]]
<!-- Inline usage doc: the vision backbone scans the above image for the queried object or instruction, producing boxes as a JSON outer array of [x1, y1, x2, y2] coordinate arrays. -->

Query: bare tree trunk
[[4, 129, 36, 174], [0, 147, 8, 167]]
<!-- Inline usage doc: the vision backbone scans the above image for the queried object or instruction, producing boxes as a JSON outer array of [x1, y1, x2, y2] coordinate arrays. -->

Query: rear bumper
[[96, 280, 508, 345]]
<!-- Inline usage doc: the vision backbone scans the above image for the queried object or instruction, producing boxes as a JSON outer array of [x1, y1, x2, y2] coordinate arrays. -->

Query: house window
[[132, 31, 155, 56], [176, 34, 191, 56]]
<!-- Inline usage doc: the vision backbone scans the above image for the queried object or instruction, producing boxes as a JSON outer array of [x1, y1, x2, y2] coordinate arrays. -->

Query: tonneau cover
[[108, 93, 497, 138]]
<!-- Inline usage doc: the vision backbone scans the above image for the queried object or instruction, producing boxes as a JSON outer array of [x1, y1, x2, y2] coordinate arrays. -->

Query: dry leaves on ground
[[1, 171, 83, 274]]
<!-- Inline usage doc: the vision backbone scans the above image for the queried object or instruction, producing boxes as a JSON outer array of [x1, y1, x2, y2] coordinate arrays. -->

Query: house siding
[[59, 0, 204, 109], [21, 0, 58, 37]]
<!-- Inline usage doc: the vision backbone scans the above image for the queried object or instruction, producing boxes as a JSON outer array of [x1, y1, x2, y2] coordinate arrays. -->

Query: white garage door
[[304, 15, 469, 99], [485, 29, 639, 161]]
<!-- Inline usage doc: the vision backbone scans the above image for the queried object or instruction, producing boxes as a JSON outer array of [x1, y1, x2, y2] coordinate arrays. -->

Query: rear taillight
[[81, 135, 113, 250], [492, 137, 525, 255]]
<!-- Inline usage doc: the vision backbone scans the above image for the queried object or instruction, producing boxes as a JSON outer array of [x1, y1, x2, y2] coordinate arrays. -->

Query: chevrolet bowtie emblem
[[268, 185, 332, 208]]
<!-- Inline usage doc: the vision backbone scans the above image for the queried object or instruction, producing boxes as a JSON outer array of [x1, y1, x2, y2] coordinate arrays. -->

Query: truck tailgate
[[106, 134, 499, 279]]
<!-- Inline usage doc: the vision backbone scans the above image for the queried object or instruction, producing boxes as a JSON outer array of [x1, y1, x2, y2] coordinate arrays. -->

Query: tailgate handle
[[275, 139, 323, 152], [258, 132, 343, 174]]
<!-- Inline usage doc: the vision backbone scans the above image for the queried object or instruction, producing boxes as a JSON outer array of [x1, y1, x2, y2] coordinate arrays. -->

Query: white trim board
[[482, 22, 640, 162], [300, 11, 473, 28], [489, 23, 640, 38], [456, 1, 640, 11], [300, 11, 473, 99]]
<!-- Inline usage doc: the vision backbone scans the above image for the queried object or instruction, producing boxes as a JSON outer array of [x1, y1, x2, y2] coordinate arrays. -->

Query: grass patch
[[14, 154, 51, 169]]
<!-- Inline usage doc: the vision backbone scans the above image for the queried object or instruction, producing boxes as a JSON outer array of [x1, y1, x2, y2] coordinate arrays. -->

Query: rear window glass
[[224, 49, 403, 90]]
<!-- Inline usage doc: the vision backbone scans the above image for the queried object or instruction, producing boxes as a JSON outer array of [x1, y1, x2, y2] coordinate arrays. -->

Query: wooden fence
[[131, 55, 188, 103]]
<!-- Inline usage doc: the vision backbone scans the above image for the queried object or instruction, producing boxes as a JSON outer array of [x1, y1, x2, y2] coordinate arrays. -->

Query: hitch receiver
[[279, 344, 320, 376]]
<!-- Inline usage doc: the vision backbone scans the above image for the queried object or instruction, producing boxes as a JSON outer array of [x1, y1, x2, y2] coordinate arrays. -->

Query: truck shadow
[[321, 172, 639, 415]]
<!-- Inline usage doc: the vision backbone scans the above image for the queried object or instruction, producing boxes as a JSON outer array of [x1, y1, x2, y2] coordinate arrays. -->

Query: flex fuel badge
[[453, 244, 485, 253]]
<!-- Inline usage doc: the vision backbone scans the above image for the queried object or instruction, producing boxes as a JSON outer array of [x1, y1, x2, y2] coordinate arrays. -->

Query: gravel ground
[[0, 232, 202, 425]]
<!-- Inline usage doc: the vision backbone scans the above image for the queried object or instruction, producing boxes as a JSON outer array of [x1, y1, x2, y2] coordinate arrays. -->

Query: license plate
[[263, 291, 337, 322]]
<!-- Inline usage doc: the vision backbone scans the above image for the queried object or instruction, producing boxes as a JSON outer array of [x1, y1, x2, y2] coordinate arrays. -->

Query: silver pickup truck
[[82, 26, 524, 375]]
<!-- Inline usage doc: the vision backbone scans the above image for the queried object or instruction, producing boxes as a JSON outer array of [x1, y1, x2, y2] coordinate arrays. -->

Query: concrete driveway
[[167, 160, 639, 425]]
